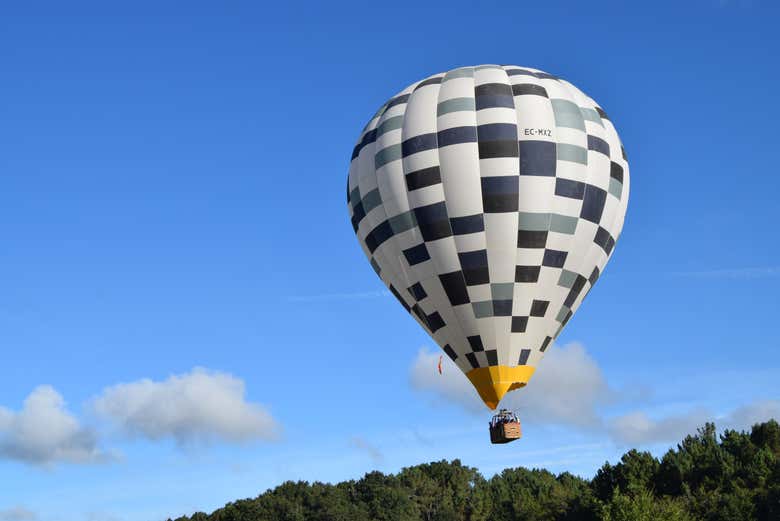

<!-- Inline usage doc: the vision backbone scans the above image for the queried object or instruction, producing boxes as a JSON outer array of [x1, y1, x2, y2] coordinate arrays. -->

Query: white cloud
[[608, 400, 780, 445], [410, 344, 780, 446], [409, 342, 613, 428], [85, 511, 123, 521], [348, 436, 384, 463], [608, 409, 712, 445], [502, 343, 612, 428], [0, 386, 111, 466], [92, 368, 280, 444], [0, 507, 37, 521], [723, 400, 780, 430], [409, 347, 484, 412]]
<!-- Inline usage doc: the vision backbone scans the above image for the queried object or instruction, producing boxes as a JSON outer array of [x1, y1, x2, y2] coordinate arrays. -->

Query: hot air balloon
[[347, 65, 629, 442]]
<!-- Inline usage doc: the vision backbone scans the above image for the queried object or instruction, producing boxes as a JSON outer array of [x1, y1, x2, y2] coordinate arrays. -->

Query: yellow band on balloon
[[466, 365, 536, 410]]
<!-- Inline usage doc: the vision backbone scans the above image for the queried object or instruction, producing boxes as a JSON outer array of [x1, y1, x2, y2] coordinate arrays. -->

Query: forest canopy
[[169, 420, 780, 521]]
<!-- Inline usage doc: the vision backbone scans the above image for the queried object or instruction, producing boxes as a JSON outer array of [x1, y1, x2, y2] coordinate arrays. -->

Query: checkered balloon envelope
[[347, 65, 629, 410]]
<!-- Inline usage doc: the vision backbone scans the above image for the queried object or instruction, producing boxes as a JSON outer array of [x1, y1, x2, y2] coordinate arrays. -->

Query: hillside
[[168, 420, 780, 521]]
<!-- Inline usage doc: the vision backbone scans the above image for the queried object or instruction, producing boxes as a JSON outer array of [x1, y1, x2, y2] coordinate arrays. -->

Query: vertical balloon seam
[[595, 111, 629, 298], [547, 78, 593, 341], [436, 67, 484, 373], [493, 66, 521, 369], [511, 70, 564, 366], [556, 80, 627, 328], [501, 65, 524, 370], [474, 66, 502, 369], [570, 87, 613, 318], [505, 66, 542, 368], [602, 109, 630, 240], [410, 73, 464, 367], [372, 84, 426, 332], [398, 76, 464, 364], [555, 79, 602, 338], [374, 82, 420, 300], [524, 69, 576, 368], [353, 110, 385, 284], [581, 84, 629, 309], [540, 66, 570, 356], [538, 73, 570, 364], [431, 72, 475, 368], [587, 91, 631, 239], [349, 84, 435, 337], [468, 66, 491, 365], [473, 66, 503, 371], [544, 73, 580, 363], [432, 67, 476, 369], [467, 65, 492, 374], [504, 65, 525, 370], [353, 87, 414, 327], [371, 91, 414, 321], [484, 65, 514, 366], [578, 88, 614, 328], [393, 80, 436, 335], [589, 97, 629, 309]]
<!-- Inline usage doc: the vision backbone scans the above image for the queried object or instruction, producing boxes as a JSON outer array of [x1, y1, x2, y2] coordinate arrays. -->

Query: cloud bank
[[410, 347, 485, 413], [0, 367, 282, 466], [607, 409, 711, 445], [0, 386, 110, 466], [92, 368, 280, 444], [409, 343, 780, 446], [503, 343, 612, 428], [0, 506, 37, 521], [609, 400, 780, 445], [410, 342, 613, 428]]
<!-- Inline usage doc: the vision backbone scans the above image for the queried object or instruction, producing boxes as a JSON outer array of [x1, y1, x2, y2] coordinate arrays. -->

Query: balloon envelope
[[347, 65, 629, 409]]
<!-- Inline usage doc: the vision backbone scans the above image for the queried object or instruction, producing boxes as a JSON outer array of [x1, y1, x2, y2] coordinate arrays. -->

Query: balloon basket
[[489, 409, 522, 444]]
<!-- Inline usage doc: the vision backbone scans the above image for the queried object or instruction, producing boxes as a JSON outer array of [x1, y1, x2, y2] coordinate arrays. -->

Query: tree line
[[168, 420, 780, 521]]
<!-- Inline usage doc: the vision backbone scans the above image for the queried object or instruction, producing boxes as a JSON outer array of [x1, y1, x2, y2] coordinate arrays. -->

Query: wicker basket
[[489, 421, 522, 444]]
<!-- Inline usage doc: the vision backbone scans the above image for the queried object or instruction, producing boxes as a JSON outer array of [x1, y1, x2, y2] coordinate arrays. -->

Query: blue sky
[[1, 1, 779, 520]]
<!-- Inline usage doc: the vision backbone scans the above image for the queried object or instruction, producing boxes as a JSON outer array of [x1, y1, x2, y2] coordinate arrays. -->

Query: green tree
[[602, 489, 695, 521], [593, 450, 659, 500], [170, 420, 780, 521]]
